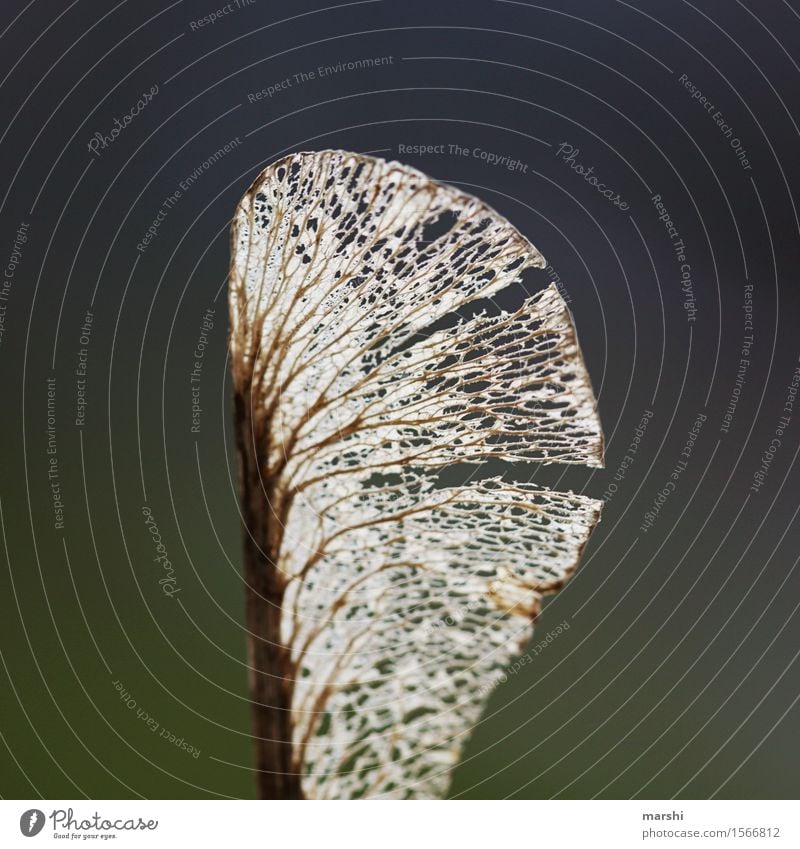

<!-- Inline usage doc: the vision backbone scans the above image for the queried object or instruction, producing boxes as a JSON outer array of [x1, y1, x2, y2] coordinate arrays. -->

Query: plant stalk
[[235, 389, 304, 800]]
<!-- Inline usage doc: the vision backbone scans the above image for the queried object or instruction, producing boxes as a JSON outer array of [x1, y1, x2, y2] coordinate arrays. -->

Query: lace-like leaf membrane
[[230, 150, 604, 798]]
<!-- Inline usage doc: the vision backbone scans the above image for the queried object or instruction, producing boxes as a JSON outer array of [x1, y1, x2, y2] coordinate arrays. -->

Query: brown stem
[[235, 388, 304, 800]]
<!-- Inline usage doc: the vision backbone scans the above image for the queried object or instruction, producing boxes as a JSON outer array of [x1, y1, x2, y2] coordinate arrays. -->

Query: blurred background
[[0, 0, 798, 799]]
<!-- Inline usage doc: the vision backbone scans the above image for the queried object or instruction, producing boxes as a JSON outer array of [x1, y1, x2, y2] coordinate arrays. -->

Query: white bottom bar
[[3, 800, 796, 848]]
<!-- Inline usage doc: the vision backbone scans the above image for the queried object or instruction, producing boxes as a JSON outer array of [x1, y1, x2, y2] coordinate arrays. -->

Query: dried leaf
[[230, 150, 603, 799]]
